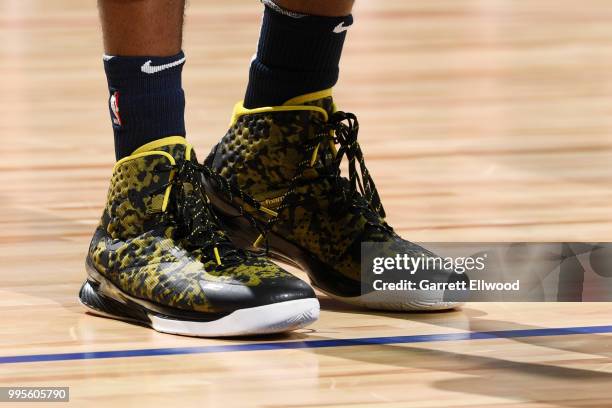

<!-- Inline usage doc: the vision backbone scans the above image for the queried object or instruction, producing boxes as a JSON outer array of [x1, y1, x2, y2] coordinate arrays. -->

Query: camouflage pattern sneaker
[[205, 90, 467, 311], [79, 136, 319, 336]]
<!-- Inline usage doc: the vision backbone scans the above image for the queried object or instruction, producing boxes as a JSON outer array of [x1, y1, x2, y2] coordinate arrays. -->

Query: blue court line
[[2, 324, 612, 365]]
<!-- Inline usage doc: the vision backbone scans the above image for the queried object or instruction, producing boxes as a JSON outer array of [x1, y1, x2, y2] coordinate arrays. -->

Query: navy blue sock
[[244, 3, 353, 108], [104, 51, 186, 160]]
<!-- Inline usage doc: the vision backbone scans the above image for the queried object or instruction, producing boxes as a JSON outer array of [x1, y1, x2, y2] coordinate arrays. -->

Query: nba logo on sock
[[109, 91, 121, 126]]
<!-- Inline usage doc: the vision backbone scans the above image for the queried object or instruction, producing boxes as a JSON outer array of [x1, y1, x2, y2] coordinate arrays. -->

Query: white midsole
[[148, 298, 319, 337]]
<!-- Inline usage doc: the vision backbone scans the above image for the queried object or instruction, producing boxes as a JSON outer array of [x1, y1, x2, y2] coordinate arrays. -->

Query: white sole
[[80, 296, 319, 337], [315, 285, 463, 311], [147, 298, 319, 337], [80, 270, 320, 337]]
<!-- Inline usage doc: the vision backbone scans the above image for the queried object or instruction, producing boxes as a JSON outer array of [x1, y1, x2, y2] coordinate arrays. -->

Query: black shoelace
[[154, 160, 254, 267], [251, 111, 392, 248], [322, 111, 386, 218]]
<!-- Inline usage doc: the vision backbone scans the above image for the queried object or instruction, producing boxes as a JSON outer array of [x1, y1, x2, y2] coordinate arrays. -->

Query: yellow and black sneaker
[[205, 90, 466, 311], [79, 136, 319, 336]]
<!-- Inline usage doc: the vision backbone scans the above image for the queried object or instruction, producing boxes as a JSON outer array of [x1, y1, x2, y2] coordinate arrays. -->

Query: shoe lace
[[322, 111, 386, 218], [252, 111, 392, 248], [198, 164, 277, 251], [153, 160, 254, 268]]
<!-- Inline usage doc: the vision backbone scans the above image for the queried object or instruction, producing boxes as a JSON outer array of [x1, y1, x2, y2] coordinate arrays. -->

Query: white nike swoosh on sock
[[333, 22, 351, 33], [140, 57, 186, 74]]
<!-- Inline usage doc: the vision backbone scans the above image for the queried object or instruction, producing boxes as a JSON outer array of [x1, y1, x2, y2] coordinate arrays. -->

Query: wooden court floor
[[2, 0, 612, 407]]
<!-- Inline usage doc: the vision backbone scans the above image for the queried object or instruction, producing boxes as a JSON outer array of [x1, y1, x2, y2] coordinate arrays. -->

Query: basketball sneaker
[[79, 136, 319, 336], [205, 90, 467, 311]]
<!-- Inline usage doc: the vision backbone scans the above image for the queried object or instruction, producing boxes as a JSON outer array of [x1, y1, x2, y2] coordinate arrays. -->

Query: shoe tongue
[[132, 136, 196, 162]]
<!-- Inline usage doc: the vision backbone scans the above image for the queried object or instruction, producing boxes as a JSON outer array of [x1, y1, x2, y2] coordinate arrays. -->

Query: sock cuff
[[103, 51, 186, 80], [262, 3, 353, 33], [260, 0, 307, 18]]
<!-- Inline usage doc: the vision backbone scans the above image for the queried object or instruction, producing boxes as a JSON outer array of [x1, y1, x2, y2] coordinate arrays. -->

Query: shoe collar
[[132, 136, 194, 160], [229, 88, 335, 127], [112, 136, 194, 213]]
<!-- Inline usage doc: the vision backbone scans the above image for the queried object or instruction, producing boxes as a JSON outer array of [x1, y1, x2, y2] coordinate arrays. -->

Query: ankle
[[243, 4, 352, 108]]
